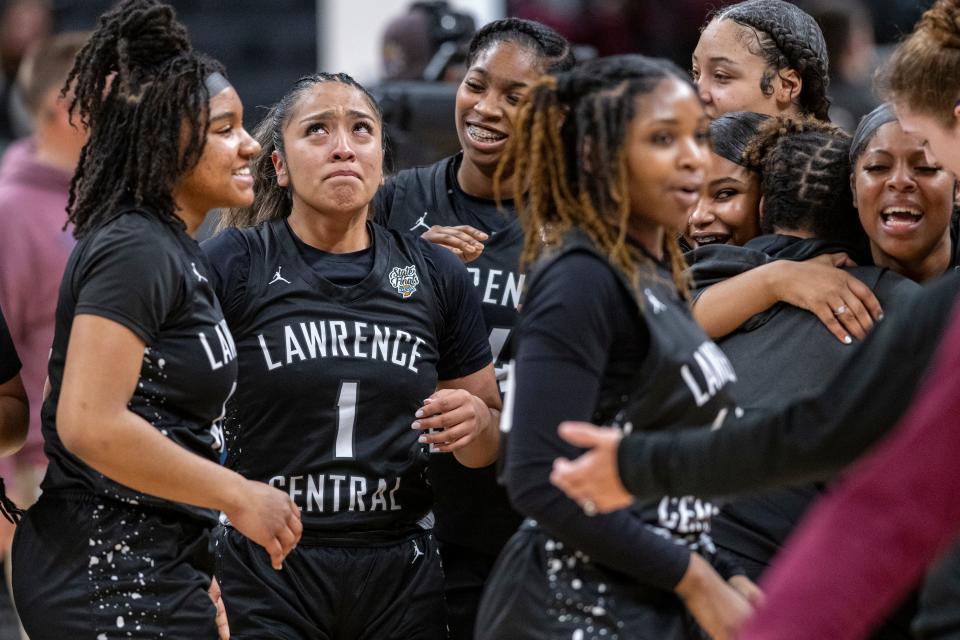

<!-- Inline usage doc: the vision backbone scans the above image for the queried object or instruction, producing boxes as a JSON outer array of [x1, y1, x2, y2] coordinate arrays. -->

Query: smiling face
[[686, 152, 761, 248], [625, 77, 711, 254], [692, 18, 797, 119], [174, 87, 260, 223], [273, 82, 384, 219], [853, 120, 955, 279], [455, 40, 545, 196]]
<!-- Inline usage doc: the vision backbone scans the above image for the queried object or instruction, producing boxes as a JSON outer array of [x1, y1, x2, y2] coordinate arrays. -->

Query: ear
[[272, 149, 288, 188], [774, 68, 802, 111]]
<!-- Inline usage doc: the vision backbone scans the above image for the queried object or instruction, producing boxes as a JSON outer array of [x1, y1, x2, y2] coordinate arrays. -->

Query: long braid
[[497, 55, 696, 300], [64, 0, 222, 237], [713, 0, 831, 121]]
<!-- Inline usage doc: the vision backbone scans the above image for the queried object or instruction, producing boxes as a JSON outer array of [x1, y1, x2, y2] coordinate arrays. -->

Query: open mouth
[[880, 206, 924, 231], [232, 167, 251, 177], [692, 234, 731, 247], [465, 123, 507, 145]]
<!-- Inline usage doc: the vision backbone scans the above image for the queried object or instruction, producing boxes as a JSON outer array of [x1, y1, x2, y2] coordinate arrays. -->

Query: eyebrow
[[708, 56, 738, 66], [467, 68, 529, 90], [209, 111, 237, 122], [298, 109, 374, 124], [709, 176, 745, 187]]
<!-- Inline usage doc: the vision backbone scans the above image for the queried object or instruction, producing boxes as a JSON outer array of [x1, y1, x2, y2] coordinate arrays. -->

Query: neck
[[173, 204, 207, 237], [772, 226, 815, 239], [871, 234, 952, 284], [628, 217, 666, 261], [288, 201, 370, 253], [457, 157, 513, 200], [33, 127, 81, 173]]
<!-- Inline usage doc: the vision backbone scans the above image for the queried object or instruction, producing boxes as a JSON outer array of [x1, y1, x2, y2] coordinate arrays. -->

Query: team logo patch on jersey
[[389, 265, 420, 298]]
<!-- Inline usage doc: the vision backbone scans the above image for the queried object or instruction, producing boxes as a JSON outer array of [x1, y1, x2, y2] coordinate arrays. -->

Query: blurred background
[[0, 2, 940, 635]]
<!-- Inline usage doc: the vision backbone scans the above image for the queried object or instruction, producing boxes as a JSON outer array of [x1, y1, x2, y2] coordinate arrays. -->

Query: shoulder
[[202, 226, 254, 265], [82, 209, 181, 264], [531, 250, 625, 306]]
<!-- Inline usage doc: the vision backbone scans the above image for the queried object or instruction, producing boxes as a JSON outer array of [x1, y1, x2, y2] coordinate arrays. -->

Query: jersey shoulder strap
[[388, 156, 455, 224]]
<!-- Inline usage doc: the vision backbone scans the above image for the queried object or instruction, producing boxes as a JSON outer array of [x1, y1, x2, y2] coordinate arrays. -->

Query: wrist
[[212, 471, 249, 514], [761, 261, 787, 302], [674, 552, 713, 601]]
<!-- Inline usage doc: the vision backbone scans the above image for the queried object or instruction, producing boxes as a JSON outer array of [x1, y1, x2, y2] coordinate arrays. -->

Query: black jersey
[[40, 208, 237, 524], [503, 232, 742, 589], [0, 302, 20, 384], [202, 220, 490, 538], [372, 153, 522, 387], [372, 154, 525, 555]]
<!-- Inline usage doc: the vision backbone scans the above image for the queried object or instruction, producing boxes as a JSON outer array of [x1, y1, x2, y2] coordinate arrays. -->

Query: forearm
[[0, 396, 27, 456], [692, 263, 783, 338], [63, 409, 246, 513]]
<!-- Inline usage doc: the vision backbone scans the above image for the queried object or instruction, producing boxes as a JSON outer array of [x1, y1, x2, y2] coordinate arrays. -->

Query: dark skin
[[0, 372, 27, 457], [418, 40, 546, 263]]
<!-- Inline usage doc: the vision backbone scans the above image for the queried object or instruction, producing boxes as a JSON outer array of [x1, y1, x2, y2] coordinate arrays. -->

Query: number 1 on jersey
[[335, 381, 359, 458]]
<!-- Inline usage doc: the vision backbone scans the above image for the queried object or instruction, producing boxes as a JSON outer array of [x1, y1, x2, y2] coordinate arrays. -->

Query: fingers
[[454, 225, 489, 242], [422, 226, 486, 261], [265, 538, 285, 571], [846, 277, 883, 321], [814, 302, 854, 344], [830, 296, 869, 342], [557, 421, 608, 448]]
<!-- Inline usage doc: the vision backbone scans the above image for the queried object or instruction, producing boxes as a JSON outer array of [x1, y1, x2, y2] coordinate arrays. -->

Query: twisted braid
[[467, 17, 575, 73], [496, 54, 693, 300], [64, 0, 222, 237], [714, 0, 830, 121], [218, 72, 383, 231], [745, 115, 861, 244]]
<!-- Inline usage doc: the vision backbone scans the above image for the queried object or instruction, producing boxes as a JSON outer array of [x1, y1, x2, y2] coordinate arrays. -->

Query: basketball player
[[475, 55, 760, 640], [10, 2, 301, 638], [370, 17, 575, 638], [204, 72, 500, 639]]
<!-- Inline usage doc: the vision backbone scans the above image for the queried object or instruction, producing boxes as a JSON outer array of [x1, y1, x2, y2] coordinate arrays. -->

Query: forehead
[[863, 121, 925, 155], [208, 86, 242, 114], [285, 82, 377, 124], [469, 40, 544, 83], [708, 152, 754, 180], [694, 18, 764, 66], [633, 77, 703, 121]]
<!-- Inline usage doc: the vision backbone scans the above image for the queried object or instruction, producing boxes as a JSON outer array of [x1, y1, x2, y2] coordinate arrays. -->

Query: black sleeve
[[424, 240, 492, 380], [0, 303, 20, 385], [370, 177, 398, 227], [200, 228, 251, 326], [505, 252, 692, 591], [73, 216, 182, 344], [616, 271, 960, 499]]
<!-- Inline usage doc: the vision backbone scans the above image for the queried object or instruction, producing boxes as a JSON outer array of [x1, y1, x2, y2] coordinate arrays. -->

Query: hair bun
[[111, 0, 190, 75], [921, 0, 960, 49]]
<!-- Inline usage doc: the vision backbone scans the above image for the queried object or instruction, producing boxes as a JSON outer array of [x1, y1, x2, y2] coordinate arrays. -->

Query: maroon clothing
[[741, 298, 960, 640], [0, 137, 74, 466]]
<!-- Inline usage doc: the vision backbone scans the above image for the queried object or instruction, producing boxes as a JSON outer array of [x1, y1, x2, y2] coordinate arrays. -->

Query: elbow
[[57, 401, 102, 462], [0, 397, 28, 457]]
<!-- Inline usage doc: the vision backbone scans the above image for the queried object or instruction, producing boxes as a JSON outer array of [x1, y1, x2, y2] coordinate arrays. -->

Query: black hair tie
[[0, 478, 24, 524]]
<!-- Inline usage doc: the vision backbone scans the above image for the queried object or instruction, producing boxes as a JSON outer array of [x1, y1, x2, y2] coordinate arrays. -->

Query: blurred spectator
[[0, 31, 87, 639], [798, 0, 878, 131], [0, 0, 53, 148], [381, 1, 475, 82]]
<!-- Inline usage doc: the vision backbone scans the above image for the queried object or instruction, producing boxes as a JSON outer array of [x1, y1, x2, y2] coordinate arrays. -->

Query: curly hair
[[496, 54, 694, 299], [745, 115, 862, 245], [879, 0, 960, 127], [64, 0, 224, 237], [218, 72, 383, 230], [466, 17, 575, 74], [711, 0, 831, 121]]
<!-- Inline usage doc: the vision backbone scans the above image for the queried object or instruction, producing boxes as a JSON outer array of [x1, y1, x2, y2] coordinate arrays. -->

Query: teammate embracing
[[204, 72, 500, 639]]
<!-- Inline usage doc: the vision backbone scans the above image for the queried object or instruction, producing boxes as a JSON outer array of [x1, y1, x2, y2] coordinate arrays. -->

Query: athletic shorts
[[215, 525, 447, 640], [12, 493, 217, 640], [475, 524, 708, 640]]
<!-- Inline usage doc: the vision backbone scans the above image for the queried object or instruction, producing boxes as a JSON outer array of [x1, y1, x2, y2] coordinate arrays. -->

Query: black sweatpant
[[12, 493, 218, 640], [476, 525, 708, 640], [215, 525, 447, 640], [438, 540, 499, 640]]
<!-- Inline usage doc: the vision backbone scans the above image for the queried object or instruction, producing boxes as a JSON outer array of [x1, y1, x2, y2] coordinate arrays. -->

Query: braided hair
[[879, 0, 960, 127], [466, 17, 575, 73], [744, 115, 861, 244], [711, 0, 831, 121], [497, 54, 695, 298], [65, 0, 225, 238], [218, 72, 383, 230]]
